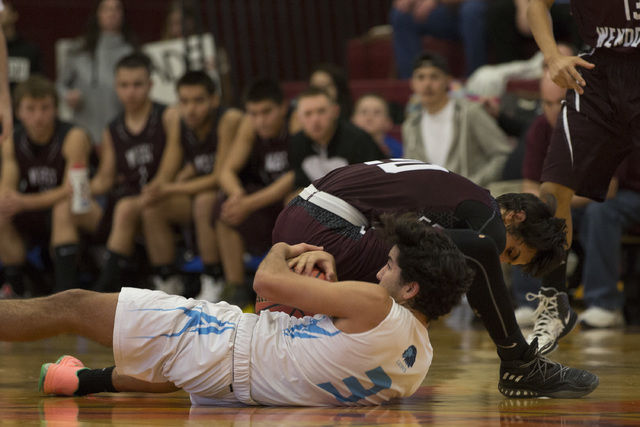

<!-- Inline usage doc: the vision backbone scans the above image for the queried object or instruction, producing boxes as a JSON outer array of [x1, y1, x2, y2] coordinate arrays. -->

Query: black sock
[[495, 331, 530, 361], [3, 265, 25, 296], [53, 244, 79, 293], [95, 250, 129, 292], [542, 255, 569, 293], [154, 264, 176, 280], [75, 366, 117, 395], [203, 263, 224, 280]]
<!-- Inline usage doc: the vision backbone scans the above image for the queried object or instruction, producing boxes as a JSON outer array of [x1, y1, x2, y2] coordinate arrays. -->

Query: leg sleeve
[[447, 229, 521, 341]]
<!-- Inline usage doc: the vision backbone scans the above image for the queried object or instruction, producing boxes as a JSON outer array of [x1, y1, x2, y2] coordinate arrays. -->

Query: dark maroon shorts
[[272, 197, 391, 283], [213, 191, 284, 256], [541, 49, 640, 202], [13, 210, 51, 247]]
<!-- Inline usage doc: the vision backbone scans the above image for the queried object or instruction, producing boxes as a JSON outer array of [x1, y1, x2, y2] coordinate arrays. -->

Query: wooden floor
[[1, 311, 639, 426]]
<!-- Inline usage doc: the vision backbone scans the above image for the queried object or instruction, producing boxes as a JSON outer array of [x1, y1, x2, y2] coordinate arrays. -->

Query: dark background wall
[[11, 0, 393, 103]]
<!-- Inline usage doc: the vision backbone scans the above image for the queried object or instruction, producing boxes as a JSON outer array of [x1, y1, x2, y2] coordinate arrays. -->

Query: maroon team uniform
[[180, 108, 225, 177], [11, 120, 74, 245], [273, 159, 503, 283], [95, 102, 168, 242], [541, 0, 640, 201], [214, 125, 290, 256]]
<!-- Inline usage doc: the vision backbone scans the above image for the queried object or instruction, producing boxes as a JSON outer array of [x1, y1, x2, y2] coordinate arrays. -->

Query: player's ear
[[512, 210, 526, 223], [403, 281, 420, 301], [503, 210, 526, 224]]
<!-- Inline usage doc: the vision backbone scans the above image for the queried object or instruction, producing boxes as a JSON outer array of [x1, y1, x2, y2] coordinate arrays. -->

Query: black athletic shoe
[[526, 287, 578, 355], [499, 338, 599, 398]]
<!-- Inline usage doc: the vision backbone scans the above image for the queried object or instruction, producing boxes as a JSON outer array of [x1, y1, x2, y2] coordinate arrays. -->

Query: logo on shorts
[[396, 345, 417, 372]]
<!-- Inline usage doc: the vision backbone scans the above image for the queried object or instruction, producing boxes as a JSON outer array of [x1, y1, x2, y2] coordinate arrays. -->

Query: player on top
[[271, 159, 598, 398]]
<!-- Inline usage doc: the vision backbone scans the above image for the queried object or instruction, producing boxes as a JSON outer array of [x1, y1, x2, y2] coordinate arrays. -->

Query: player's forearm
[[89, 173, 114, 196], [527, 0, 562, 61], [166, 174, 217, 196], [21, 186, 68, 211], [218, 169, 245, 197], [243, 171, 294, 212]]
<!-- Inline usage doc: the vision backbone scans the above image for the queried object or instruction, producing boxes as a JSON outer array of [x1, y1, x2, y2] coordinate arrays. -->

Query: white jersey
[[114, 288, 431, 407], [245, 299, 432, 406]]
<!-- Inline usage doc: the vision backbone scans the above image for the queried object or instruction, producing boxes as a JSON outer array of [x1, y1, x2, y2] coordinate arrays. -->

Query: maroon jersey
[[274, 159, 504, 282], [313, 159, 498, 229], [180, 108, 225, 177], [571, 0, 640, 52], [109, 102, 167, 194], [13, 120, 73, 194], [239, 124, 290, 188]]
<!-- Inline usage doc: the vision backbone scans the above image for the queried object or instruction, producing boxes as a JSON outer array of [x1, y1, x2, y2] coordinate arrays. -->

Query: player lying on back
[[6, 215, 473, 406]]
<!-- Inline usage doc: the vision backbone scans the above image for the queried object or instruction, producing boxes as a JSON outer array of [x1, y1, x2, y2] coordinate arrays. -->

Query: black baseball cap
[[411, 51, 451, 75]]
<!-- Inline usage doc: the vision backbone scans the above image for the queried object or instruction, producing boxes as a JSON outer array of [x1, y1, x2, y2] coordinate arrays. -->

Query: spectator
[[290, 63, 355, 135], [157, 0, 233, 109], [470, 43, 576, 182], [0, 1, 43, 94], [141, 70, 242, 300], [389, 0, 488, 78], [0, 75, 93, 297], [402, 51, 512, 187], [215, 78, 294, 309], [56, 0, 136, 144], [352, 93, 403, 158], [288, 86, 384, 198], [160, 0, 197, 40], [576, 154, 640, 328], [91, 53, 181, 293], [309, 63, 354, 121]]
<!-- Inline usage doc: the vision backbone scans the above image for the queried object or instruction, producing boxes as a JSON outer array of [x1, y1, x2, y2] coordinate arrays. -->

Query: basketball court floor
[[1, 309, 639, 426]]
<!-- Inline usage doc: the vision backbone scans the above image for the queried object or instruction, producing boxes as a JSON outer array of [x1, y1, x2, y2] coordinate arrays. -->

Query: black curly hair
[[378, 214, 474, 321], [496, 193, 567, 276]]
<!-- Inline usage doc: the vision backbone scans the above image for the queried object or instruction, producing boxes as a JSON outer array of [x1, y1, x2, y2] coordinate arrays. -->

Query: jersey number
[[625, 0, 640, 21], [365, 159, 449, 174], [317, 366, 392, 403]]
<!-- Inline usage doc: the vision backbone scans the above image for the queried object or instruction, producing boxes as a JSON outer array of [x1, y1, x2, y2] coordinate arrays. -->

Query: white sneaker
[[153, 275, 184, 295], [579, 307, 624, 329], [196, 275, 224, 302], [514, 306, 535, 328], [526, 287, 578, 355]]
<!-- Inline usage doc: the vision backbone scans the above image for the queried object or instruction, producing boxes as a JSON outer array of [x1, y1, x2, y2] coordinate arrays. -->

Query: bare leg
[[193, 191, 220, 265], [0, 289, 117, 347], [216, 220, 245, 285], [142, 195, 192, 265], [0, 215, 25, 264], [107, 196, 144, 256]]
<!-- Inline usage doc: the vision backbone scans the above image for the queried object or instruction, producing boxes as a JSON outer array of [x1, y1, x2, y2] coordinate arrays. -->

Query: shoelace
[[522, 341, 564, 381], [526, 292, 564, 340]]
